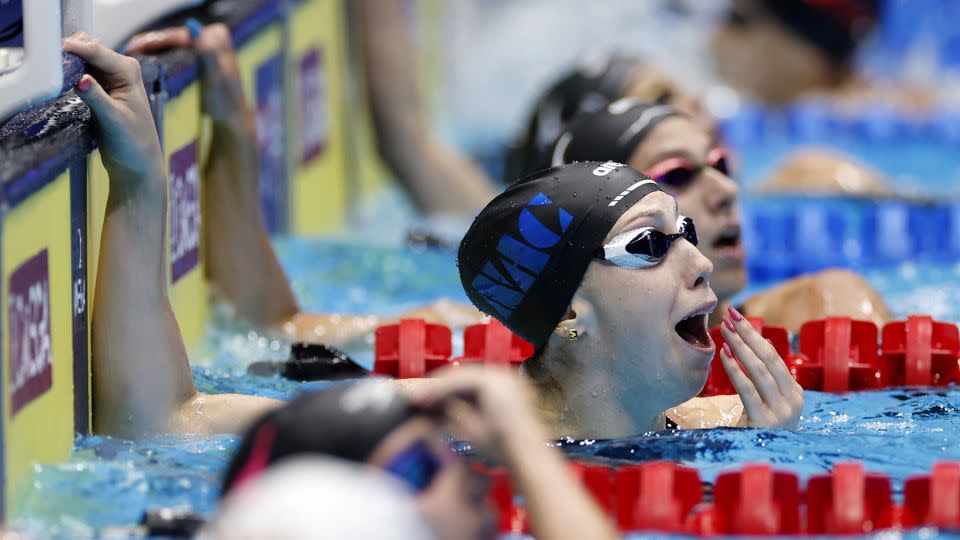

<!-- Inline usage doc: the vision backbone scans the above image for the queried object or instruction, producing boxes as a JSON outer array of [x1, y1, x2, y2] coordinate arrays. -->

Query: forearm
[[501, 425, 619, 540], [356, 0, 496, 214], [170, 392, 283, 435], [93, 169, 198, 438], [202, 116, 300, 327]]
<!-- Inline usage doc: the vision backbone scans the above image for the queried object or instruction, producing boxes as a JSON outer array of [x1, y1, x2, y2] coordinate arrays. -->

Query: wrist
[[211, 108, 256, 139], [496, 412, 551, 467]]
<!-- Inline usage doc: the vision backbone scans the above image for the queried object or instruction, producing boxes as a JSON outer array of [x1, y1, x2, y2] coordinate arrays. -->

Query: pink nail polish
[[722, 343, 733, 358], [723, 316, 735, 332], [728, 305, 743, 322], [75, 77, 92, 92]]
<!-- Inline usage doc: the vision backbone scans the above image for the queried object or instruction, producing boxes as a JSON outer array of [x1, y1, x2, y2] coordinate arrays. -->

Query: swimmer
[[457, 163, 805, 438], [504, 54, 713, 182], [711, 0, 932, 110], [124, 23, 483, 346], [220, 374, 618, 540], [74, 42, 619, 540], [551, 99, 892, 332]]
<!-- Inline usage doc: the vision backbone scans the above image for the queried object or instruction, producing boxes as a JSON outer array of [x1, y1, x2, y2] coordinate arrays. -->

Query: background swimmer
[[458, 163, 804, 439], [504, 54, 713, 182], [711, 0, 932, 110], [553, 99, 892, 332]]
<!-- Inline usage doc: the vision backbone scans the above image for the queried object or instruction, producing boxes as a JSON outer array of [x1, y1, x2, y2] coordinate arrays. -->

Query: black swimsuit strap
[[664, 416, 678, 430]]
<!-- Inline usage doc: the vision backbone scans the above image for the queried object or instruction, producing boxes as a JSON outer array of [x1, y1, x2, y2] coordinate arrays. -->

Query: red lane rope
[[482, 460, 960, 536], [374, 315, 960, 395]]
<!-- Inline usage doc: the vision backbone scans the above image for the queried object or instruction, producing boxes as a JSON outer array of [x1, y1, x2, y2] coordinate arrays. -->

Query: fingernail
[[728, 305, 743, 322], [186, 18, 203, 40], [723, 315, 735, 333], [75, 76, 92, 93], [722, 343, 733, 358]]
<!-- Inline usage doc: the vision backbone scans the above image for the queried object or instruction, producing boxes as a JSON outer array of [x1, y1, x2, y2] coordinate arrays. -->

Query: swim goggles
[[382, 440, 445, 493], [595, 215, 698, 269], [644, 147, 731, 189]]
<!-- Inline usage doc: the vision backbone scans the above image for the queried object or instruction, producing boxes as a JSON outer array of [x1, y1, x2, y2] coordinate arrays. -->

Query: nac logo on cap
[[471, 192, 572, 319], [592, 161, 624, 177]]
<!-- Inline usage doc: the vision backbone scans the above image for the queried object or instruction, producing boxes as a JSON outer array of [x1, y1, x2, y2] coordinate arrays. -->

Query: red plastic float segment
[[455, 319, 534, 366], [796, 318, 880, 392], [903, 462, 960, 529], [806, 462, 894, 534], [615, 461, 702, 533], [698, 318, 792, 397], [486, 468, 530, 535], [702, 464, 801, 535], [373, 319, 452, 378], [881, 316, 960, 387], [569, 462, 616, 516]]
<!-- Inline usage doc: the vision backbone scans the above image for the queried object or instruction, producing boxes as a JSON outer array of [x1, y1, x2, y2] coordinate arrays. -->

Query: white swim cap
[[202, 457, 437, 540]]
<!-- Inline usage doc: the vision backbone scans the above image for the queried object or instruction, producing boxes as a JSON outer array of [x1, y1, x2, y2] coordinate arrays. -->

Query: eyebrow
[[646, 144, 723, 168], [616, 198, 679, 235]]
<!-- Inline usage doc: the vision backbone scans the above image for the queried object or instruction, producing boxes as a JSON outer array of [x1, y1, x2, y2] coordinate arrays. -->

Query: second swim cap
[[458, 162, 661, 349], [551, 99, 682, 168], [221, 380, 417, 496]]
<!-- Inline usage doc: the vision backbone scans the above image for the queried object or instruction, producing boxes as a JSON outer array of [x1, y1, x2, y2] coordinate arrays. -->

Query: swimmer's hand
[[64, 33, 165, 184], [125, 23, 248, 127], [719, 306, 805, 430], [409, 366, 547, 463], [410, 366, 620, 540]]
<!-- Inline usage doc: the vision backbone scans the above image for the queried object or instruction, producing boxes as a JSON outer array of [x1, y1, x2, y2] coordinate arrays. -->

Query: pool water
[[14, 205, 960, 538]]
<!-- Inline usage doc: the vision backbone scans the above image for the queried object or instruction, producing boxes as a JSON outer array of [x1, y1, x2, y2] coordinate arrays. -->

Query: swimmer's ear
[[549, 296, 596, 345]]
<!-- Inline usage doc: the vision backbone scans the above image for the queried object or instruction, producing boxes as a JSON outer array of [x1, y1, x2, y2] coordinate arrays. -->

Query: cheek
[[593, 267, 678, 342]]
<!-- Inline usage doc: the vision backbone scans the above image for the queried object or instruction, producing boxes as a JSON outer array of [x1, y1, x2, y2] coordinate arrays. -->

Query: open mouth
[[675, 313, 713, 351], [712, 226, 741, 249]]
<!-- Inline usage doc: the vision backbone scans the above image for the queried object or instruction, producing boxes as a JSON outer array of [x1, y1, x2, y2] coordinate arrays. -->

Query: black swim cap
[[458, 162, 661, 349], [551, 99, 683, 168], [221, 380, 417, 496], [504, 55, 641, 180], [757, 0, 879, 62]]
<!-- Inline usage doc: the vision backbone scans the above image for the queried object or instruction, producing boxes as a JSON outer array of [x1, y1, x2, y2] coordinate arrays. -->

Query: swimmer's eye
[[708, 147, 732, 176], [595, 216, 698, 269]]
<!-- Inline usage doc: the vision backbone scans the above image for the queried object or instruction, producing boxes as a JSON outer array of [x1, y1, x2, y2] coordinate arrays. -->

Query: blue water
[[12, 221, 960, 538]]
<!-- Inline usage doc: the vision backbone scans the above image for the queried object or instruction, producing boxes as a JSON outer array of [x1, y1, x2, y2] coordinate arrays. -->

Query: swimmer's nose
[[682, 240, 713, 289], [705, 169, 739, 215]]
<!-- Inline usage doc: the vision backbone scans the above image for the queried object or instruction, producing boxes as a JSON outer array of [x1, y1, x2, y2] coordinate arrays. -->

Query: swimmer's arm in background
[[127, 25, 484, 346], [353, 0, 498, 215], [130, 25, 302, 331], [741, 268, 892, 333], [74, 33, 280, 438]]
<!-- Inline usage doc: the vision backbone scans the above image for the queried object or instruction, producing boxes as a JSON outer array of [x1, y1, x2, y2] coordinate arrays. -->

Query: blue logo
[[471, 193, 572, 318]]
